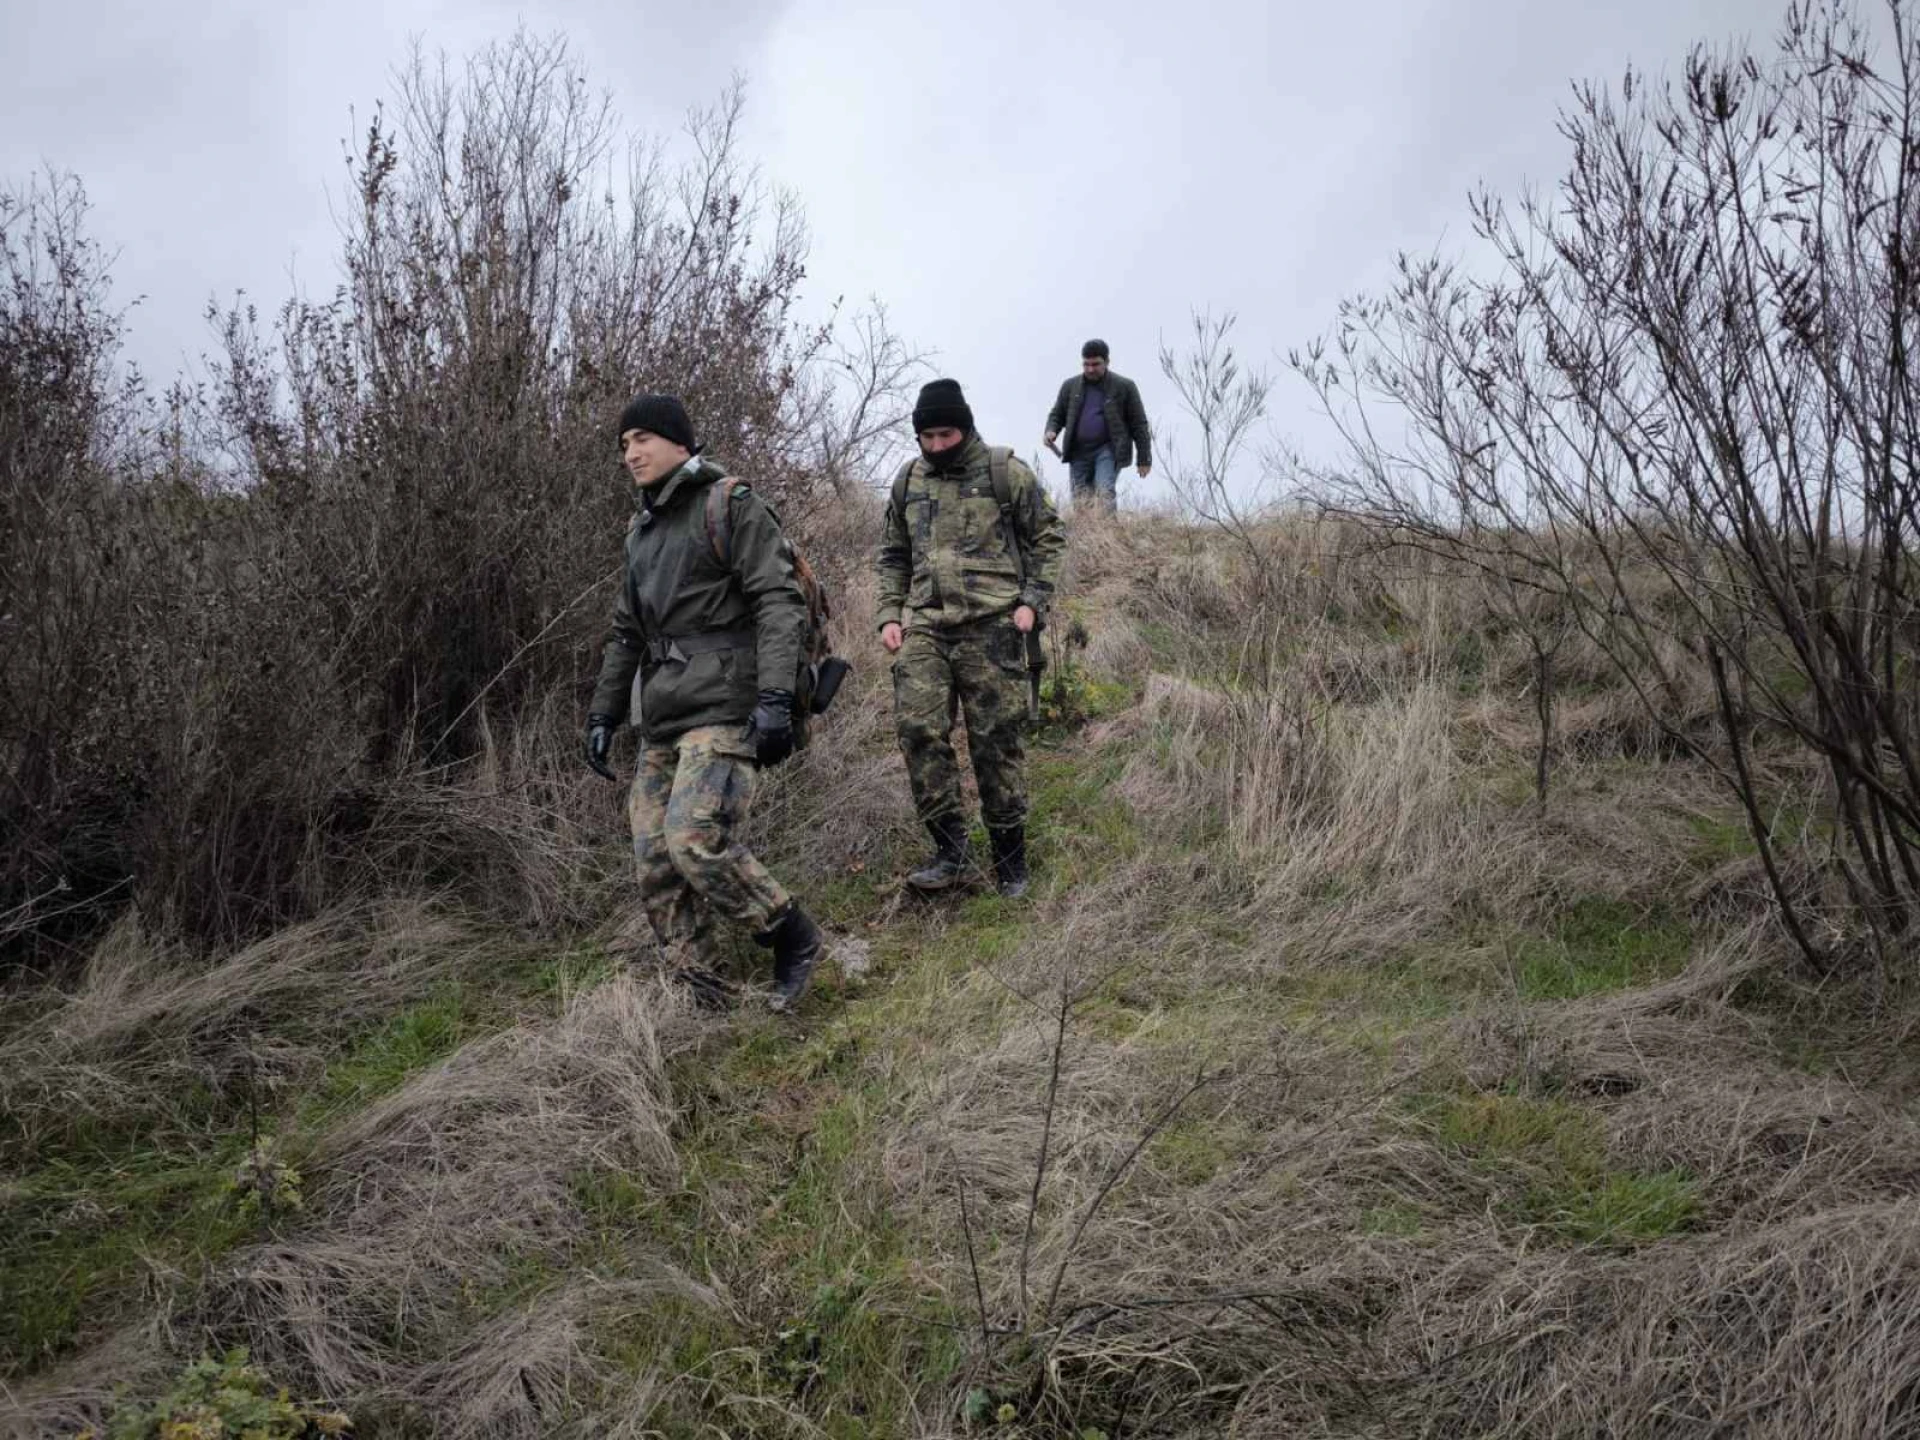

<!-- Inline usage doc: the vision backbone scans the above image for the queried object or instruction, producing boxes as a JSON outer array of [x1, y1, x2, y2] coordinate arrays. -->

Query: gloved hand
[[585, 714, 618, 781], [744, 690, 795, 767]]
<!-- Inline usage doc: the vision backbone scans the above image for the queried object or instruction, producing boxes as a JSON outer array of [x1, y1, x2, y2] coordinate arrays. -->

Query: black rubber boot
[[757, 902, 823, 1013], [989, 825, 1029, 899], [907, 815, 971, 892]]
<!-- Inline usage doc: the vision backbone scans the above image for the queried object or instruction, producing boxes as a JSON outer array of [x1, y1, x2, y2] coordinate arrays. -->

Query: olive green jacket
[[590, 458, 806, 742], [875, 436, 1067, 634]]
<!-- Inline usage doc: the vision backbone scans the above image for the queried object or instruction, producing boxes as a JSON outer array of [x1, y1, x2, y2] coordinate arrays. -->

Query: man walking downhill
[[586, 394, 825, 1012], [877, 379, 1067, 898], [1042, 338, 1153, 512]]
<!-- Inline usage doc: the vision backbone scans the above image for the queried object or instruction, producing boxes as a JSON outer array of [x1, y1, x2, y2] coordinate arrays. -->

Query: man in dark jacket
[[1042, 338, 1152, 512], [586, 394, 823, 1012], [877, 379, 1067, 897]]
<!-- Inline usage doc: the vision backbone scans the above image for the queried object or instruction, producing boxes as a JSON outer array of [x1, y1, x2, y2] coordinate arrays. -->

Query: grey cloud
[[2, 0, 1816, 503]]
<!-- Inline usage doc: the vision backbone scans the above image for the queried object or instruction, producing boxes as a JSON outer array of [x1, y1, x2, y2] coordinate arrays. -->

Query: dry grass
[[208, 976, 705, 1430], [9, 508, 1920, 1439], [0, 900, 489, 1155], [846, 514, 1920, 1436], [746, 565, 926, 891], [8, 974, 714, 1439]]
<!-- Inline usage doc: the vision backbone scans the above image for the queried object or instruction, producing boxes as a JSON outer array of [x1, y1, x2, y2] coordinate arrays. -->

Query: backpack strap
[[703, 474, 749, 568], [889, 457, 917, 516], [986, 445, 1025, 589]]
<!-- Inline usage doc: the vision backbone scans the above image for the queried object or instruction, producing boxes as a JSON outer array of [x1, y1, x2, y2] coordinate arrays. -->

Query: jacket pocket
[[957, 495, 1012, 557], [958, 559, 1022, 611], [642, 649, 748, 735]]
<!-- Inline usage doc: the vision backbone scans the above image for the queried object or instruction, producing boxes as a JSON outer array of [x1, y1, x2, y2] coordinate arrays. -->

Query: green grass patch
[[1035, 655, 1134, 738], [1362, 1203, 1425, 1239], [1685, 804, 1821, 873], [1150, 1118, 1253, 1186], [3, 976, 534, 1380], [1537, 1167, 1703, 1245], [636, 1027, 969, 1437], [523, 943, 623, 1008], [1413, 1091, 1701, 1246], [0, 1145, 254, 1375], [1512, 897, 1691, 1001], [299, 987, 472, 1126], [1134, 617, 1186, 671], [1686, 812, 1757, 867], [1030, 747, 1141, 886], [806, 865, 898, 930]]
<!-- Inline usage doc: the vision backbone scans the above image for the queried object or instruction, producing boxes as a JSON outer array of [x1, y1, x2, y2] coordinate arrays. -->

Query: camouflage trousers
[[629, 724, 791, 971], [892, 619, 1029, 831]]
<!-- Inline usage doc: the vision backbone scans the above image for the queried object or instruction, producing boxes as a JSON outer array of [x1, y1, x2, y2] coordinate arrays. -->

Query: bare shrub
[[0, 33, 917, 962], [1306, 1, 1920, 973], [0, 173, 154, 958]]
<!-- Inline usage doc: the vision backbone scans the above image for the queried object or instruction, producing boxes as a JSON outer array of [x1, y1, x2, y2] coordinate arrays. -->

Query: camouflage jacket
[[875, 436, 1066, 634], [589, 458, 806, 742], [1044, 371, 1152, 467]]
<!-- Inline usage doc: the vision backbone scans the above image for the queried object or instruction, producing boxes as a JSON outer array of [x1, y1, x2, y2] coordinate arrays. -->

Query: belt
[[643, 629, 756, 665]]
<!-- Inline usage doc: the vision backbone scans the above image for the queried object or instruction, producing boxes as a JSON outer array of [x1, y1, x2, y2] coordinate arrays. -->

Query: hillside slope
[[6, 513, 1919, 1439]]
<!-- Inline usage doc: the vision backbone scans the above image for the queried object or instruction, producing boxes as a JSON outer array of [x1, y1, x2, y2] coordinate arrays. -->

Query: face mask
[[921, 434, 970, 471]]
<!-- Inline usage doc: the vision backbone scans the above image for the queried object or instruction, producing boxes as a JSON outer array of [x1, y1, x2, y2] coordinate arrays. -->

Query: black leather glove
[[744, 690, 795, 767], [585, 714, 618, 781]]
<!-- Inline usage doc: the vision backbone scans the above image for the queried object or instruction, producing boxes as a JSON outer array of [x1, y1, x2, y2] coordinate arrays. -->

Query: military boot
[[756, 902, 824, 1013], [989, 825, 1029, 899], [907, 816, 971, 892]]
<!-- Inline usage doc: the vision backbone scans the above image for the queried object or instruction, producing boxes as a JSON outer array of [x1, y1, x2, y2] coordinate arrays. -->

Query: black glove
[[744, 690, 795, 767], [585, 714, 618, 781]]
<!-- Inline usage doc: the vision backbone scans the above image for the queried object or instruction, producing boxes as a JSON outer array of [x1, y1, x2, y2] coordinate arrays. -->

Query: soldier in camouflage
[[586, 394, 824, 1012], [876, 379, 1067, 897]]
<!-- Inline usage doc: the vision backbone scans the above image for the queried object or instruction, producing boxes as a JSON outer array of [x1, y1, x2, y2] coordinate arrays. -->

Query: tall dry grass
[[850, 505, 1920, 1437], [6, 972, 716, 1440], [0, 901, 488, 1157]]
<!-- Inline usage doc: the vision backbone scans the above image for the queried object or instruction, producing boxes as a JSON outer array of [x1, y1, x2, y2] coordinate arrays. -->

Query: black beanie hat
[[617, 393, 698, 453], [911, 378, 974, 435]]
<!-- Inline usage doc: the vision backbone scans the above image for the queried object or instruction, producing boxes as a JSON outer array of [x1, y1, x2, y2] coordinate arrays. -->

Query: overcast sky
[[6, 0, 1775, 504]]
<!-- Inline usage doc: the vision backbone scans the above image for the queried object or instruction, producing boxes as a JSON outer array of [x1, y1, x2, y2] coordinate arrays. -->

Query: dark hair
[[1081, 338, 1110, 360]]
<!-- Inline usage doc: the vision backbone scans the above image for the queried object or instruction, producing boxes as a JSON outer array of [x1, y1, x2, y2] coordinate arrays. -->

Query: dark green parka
[[590, 457, 806, 743]]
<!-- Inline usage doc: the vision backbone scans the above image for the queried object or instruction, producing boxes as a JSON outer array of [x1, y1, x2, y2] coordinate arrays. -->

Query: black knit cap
[[617, 393, 698, 453], [911, 377, 974, 434]]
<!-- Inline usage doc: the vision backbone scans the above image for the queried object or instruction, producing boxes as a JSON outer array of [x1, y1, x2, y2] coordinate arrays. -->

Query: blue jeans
[[1068, 444, 1117, 510]]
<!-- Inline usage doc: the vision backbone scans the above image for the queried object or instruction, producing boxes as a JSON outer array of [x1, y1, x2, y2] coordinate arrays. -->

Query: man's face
[[918, 426, 966, 455], [1082, 355, 1108, 382], [621, 428, 691, 487]]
